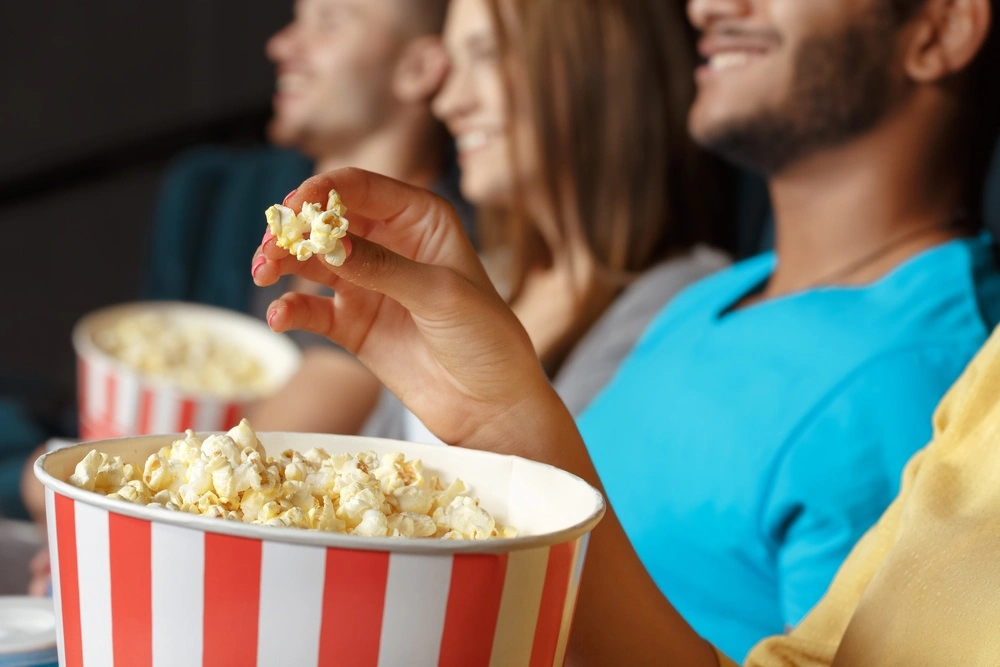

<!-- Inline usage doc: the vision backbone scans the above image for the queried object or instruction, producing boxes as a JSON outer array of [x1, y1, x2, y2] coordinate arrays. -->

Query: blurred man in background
[[245, 0, 471, 435], [18, 0, 464, 592]]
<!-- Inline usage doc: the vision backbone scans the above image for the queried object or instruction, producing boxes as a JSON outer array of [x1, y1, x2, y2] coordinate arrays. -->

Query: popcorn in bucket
[[72, 302, 301, 441], [36, 431, 605, 667]]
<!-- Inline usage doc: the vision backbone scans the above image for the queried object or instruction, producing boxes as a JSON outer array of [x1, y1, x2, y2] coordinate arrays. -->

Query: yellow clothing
[[715, 328, 1000, 666]]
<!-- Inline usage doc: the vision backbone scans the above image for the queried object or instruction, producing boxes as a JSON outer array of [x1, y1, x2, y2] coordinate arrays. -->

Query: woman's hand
[[251, 168, 716, 666], [251, 168, 565, 456]]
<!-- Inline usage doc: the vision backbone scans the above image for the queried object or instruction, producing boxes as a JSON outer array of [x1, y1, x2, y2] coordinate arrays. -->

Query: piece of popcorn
[[177, 460, 214, 505], [390, 485, 435, 516], [496, 525, 519, 539], [264, 189, 350, 267], [278, 480, 317, 513], [436, 496, 496, 540], [94, 456, 132, 494], [372, 453, 412, 495], [307, 497, 347, 533], [433, 478, 466, 511], [304, 466, 339, 497], [302, 448, 330, 466], [226, 419, 266, 458], [264, 507, 311, 530], [387, 512, 437, 538], [283, 456, 309, 483], [143, 453, 175, 491], [114, 480, 153, 505], [258, 501, 283, 523], [69, 450, 105, 492], [230, 459, 264, 496], [203, 505, 241, 521], [338, 482, 387, 527], [196, 491, 224, 514], [353, 509, 388, 537]]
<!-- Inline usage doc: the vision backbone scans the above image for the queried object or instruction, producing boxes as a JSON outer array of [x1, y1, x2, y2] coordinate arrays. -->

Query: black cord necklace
[[803, 213, 969, 289], [724, 213, 971, 316]]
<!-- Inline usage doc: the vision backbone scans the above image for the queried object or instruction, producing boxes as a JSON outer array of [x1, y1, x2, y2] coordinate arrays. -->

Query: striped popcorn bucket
[[35, 432, 605, 667], [72, 302, 301, 441]]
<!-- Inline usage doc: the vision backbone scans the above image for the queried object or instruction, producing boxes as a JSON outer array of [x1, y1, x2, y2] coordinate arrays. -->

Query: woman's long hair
[[484, 0, 734, 306]]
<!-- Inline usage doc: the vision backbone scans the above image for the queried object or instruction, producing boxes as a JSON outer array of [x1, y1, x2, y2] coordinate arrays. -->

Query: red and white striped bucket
[[35, 432, 605, 667], [72, 302, 301, 441]]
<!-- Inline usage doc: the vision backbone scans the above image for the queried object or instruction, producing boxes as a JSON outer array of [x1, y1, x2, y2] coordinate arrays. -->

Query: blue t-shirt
[[578, 234, 1000, 662]]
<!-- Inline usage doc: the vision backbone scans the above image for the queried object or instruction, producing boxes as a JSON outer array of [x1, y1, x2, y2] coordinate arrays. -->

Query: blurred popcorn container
[[72, 302, 301, 441], [36, 433, 605, 667]]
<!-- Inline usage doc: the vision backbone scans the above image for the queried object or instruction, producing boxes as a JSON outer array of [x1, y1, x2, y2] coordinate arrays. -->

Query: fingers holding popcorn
[[265, 291, 381, 353], [252, 237, 354, 289]]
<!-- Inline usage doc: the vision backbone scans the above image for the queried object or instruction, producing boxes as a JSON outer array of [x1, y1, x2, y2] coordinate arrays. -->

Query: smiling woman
[[423, 0, 734, 418]]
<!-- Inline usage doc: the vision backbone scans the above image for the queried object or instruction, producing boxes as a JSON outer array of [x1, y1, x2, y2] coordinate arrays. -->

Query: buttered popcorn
[[93, 313, 271, 398], [67, 420, 516, 540], [265, 189, 350, 267]]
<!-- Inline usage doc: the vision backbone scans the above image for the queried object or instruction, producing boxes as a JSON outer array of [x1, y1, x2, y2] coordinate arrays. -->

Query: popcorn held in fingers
[[265, 189, 350, 267], [93, 313, 271, 398], [66, 419, 516, 541]]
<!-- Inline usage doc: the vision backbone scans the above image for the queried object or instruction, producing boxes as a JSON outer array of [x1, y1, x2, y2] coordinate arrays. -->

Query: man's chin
[[690, 117, 800, 176], [265, 119, 303, 149]]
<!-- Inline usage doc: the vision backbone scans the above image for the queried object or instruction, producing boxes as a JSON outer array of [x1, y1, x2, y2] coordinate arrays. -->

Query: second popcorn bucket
[[72, 302, 301, 441], [36, 432, 606, 667]]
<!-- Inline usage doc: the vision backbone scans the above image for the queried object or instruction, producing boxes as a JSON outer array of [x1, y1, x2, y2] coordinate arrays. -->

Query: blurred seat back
[[143, 146, 314, 313]]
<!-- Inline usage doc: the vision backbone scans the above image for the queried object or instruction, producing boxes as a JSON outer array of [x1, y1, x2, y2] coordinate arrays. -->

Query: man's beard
[[267, 116, 307, 151], [696, 6, 901, 175], [266, 119, 340, 162]]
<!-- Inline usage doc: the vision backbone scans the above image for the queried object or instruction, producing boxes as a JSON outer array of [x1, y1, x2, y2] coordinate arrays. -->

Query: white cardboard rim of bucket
[[36, 432, 606, 556], [71, 301, 302, 402]]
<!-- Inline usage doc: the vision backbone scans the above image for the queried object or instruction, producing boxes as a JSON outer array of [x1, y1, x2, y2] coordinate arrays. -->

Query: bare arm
[[245, 346, 382, 435], [20, 444, 48, 525], [252, 169, 718, 666]]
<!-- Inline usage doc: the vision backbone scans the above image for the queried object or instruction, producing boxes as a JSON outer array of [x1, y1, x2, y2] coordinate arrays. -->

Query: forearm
[[471, 384, 718, 667], [20, 445, 49, 525], [247, 347, 382, 434]]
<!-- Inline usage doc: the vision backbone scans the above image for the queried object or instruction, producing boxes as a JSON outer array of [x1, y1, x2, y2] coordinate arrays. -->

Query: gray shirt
[[361, 246, 730, 441]]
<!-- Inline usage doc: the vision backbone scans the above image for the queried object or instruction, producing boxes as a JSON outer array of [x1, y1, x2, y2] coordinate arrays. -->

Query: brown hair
[[397, 0, 451, 35], [485, 0, 732, 310]]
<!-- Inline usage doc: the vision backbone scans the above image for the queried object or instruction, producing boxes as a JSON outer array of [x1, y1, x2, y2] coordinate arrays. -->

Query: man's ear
[[393, 36, 450, 103], [902, 0, 992, 83]]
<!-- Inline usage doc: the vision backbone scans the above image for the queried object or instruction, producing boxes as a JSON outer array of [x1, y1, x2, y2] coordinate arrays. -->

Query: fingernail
[[341, 236, 352, 259], [266, 310, 277, 329], [262, 228, 274, 246], [251, 255, 266, 279], [282, 188, 298, 206]]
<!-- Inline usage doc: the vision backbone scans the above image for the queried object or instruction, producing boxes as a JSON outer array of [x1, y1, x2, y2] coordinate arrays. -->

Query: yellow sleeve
[[737, 446, 925, 666], [737, 326, 1000, 666]]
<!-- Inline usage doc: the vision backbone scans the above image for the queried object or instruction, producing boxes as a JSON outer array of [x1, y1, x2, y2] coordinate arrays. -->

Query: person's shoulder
[[166, 145, 311, 175], [553, 248, 730, 415], [607, 246, 730, 324], [672, 249, 771, 301], [634, 249, 772, 336], [157, 146, 313, 212], [810, 235, 1000, 361]]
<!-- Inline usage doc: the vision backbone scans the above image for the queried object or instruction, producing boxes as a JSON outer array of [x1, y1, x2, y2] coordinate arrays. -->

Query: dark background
[[0, 1, 293, 406]]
